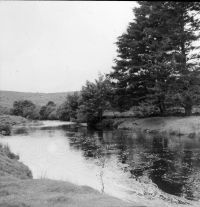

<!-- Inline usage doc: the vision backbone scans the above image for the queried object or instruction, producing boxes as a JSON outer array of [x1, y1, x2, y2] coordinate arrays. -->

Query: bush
[[137, 102, 160, 117], [11, 100, 40, 120], [0, 123, 11, 136], [39, 101, 57, 120], [48, 110, 58, 120], [56, 104, 70, 121]]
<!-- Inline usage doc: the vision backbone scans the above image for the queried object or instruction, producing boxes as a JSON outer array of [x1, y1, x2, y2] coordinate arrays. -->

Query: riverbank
[[0, 143, 139, 207], [0, 115, 29, 135], [0, 115, 28, 126], [103, 116, 200, 136]]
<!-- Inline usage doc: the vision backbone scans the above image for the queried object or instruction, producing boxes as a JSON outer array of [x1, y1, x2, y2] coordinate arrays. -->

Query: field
[[0, 90, 77, 108]]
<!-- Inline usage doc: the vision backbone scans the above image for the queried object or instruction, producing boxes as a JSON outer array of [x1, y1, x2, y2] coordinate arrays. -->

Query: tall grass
[[0, 143, 19, 160]]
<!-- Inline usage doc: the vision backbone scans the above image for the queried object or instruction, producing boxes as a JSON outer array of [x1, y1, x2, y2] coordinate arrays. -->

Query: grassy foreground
[[0, 176, 140, 207], [0, 143, 140, 207]]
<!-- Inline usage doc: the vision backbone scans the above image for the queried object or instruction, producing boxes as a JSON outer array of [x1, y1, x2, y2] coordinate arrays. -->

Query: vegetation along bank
[[0, 143, 140, 207]]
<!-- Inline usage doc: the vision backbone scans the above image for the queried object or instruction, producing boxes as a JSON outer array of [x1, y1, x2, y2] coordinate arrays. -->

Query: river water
[[0, 121, 200, 207]]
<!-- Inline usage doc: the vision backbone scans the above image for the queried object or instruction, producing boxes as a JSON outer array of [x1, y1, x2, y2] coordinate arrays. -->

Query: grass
[[116, 116, 200, 135], [0, 114, 30, 136], [0, 143, 141, 207], [0, 176, 140, 207], [0, 144, 19, 160], [0, 115, 28, 126], [0, 144, 32, 179]]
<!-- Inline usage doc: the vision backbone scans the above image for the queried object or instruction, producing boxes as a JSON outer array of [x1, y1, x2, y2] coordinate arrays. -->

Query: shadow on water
[[7, 122, 200, 203], [63, 125, 200, 201]]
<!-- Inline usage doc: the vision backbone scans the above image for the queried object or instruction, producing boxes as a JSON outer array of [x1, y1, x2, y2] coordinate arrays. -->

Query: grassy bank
[[0, 144, 139, 207], [0, 176, 139, 207], [0, 115, 28, 126], [0, 143, 32, 179], [0, 115, 29, 136], [113, 116, 200, 135]]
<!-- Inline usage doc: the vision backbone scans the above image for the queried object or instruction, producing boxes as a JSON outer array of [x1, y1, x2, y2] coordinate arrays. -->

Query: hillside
[[0, 90, 77, 108]]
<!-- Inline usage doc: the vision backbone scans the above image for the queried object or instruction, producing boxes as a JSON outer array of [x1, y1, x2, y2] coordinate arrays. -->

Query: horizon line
[[0, 89, 79, 94]]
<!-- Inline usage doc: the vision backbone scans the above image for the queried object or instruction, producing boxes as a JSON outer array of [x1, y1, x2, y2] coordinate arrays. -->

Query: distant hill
[[0, 90, 77, 108]]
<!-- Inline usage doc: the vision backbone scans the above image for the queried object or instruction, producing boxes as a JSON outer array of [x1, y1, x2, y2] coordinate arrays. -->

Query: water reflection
[[66, 127, 200, 202], [0, 122, 200, 207]]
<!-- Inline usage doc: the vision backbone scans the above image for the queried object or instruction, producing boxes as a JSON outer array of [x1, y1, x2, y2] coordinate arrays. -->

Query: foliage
[[57, 103, 70, 121], [11, 100, 40, 119], [77, 75, 112, 125], [57, 92, 80, 121], [109, 1, 200, 115], [0, 123, 11, 136], [138, 101, 160, 117], [163, 2, 200, 115], [39, 101, 58, 120], [167, 71, 200, 115]]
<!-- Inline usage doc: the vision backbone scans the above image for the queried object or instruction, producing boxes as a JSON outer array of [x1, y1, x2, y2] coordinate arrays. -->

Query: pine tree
[[109, 1, 200, 115], [164, 2, 200, 115]]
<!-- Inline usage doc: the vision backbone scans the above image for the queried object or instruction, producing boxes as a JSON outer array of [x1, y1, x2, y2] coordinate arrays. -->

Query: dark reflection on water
[[57, 125, 200, 201], [8, 123, 200, 203]]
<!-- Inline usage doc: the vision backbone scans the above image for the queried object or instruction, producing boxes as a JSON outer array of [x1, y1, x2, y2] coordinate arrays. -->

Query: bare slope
[[0, 90, 77, 108]]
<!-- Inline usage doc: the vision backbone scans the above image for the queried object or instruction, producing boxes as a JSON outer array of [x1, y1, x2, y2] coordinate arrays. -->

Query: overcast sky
[[0, 1, 138, 93]]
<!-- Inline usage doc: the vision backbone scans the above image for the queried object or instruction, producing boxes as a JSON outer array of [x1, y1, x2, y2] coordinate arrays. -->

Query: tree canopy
[[109, 1, 200, 115]]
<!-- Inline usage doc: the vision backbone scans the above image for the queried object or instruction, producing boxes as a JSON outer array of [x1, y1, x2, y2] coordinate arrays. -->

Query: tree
[[57, 92, 80, 121], [57, 103, 70, 121], [39, 101, 57, 120], [109, 2, 200, 115], [109, 2, 173, 113], [66, 92, 80, 120], [78, 75, 112, 125], [164, 2, 200, 115], [167, 71, 200, 116], [11, 100, 39, 119]]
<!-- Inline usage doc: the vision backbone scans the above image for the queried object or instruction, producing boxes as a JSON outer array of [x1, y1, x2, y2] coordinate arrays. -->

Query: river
[[0, 121, 200, 207]]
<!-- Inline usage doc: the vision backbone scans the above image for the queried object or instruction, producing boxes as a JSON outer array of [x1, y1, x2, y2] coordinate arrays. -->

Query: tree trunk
[[158, 94, 166, 116], [159, 102, 166, 116], [184, 95, 193, 116], [185, 105, 192, 116]]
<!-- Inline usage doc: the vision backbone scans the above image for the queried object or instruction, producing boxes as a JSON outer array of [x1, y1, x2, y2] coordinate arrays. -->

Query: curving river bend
[[1, 121, 200, 207]]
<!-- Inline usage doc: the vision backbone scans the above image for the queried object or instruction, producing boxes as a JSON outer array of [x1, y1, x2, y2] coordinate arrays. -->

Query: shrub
[[138, 102, 160, 117], [0, 123, 11, 136], [39, 101, 57, 120], [11, 100, 40, 120]]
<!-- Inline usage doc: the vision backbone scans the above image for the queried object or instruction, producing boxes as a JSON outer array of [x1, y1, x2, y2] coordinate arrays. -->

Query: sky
[[0, 1, 138, 93]]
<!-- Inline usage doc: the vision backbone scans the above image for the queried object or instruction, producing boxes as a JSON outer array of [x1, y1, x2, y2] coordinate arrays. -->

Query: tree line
[[10, 2, 200, 125], [10, 74, 112, 127]]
